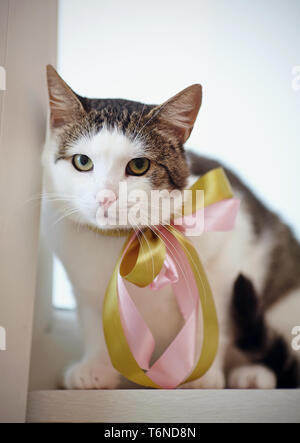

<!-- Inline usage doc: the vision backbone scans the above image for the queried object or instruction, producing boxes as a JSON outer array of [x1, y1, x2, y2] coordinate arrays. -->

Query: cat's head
[[43, 65, 202, 231]]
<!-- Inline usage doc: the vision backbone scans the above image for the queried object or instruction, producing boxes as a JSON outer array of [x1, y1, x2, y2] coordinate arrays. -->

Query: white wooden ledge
[[26, 389, 300, 423]]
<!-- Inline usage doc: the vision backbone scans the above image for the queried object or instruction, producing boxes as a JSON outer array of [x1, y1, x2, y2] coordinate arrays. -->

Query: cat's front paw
[[180, 368, 226, 389], [228, 364, 276, 389], [64, 356, 120, 389]]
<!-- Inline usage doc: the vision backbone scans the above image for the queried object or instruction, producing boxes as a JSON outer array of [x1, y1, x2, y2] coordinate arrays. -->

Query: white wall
[[58, 0, 300, 238]]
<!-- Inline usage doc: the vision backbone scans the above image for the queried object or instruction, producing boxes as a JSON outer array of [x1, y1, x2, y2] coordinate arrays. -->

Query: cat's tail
[[232, 274, 299, 388]]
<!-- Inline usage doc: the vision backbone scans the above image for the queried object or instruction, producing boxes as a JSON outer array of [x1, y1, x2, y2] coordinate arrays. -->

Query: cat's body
[[42, 66, 300, 389]]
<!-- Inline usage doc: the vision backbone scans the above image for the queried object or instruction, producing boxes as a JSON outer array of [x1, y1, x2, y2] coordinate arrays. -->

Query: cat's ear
[[46, 65, 86, 128], [153, 84, 202, 143]]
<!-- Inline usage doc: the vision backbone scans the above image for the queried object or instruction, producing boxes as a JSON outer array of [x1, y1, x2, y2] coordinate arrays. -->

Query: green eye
[[72, 154, 94, 172], [126, 158, 150, 176]]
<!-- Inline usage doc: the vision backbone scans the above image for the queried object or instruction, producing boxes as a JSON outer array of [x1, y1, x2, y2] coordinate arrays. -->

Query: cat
[[42, 65, 300, 389]]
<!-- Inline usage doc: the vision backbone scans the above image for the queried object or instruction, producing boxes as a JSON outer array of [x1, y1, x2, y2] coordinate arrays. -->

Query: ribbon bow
[[103, 168, 239, 388]]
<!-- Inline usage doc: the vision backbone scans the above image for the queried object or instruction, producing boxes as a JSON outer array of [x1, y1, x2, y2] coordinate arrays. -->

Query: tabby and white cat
[[42, 65, 300, 389]]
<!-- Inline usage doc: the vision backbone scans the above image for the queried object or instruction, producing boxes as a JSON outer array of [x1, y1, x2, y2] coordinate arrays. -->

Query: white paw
[[228, 364, 276, 389], [180, 368, 226, 389], [64, 356, 120, 389]]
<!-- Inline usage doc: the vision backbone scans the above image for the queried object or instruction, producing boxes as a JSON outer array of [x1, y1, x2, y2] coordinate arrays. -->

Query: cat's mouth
[[95, 205, 151, 231], [93, 186, 187, 232]]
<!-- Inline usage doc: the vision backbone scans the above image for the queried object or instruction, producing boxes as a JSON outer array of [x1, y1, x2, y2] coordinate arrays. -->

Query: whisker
[[136, 209, 202, 298], [134, 208, 190, 291], [129, 219, 155, 281], [132, 101, 169, 143], [53, 207, 82, 226], [160, 222, 206, 301], [145, 224, 192, 297]]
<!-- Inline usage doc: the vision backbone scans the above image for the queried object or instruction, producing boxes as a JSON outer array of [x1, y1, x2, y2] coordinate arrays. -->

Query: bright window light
[[52, 255, 76, 310]]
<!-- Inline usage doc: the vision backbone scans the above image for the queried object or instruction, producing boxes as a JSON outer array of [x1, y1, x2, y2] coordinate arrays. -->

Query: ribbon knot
[[149, 255, 179, 290]]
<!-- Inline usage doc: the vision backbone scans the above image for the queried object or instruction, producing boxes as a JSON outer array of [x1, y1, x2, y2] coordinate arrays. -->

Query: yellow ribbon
[[101, 168, 233, 388]]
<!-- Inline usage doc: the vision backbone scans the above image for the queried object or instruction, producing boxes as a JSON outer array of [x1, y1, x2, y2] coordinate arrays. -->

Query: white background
[[54, 0, 300, 308]]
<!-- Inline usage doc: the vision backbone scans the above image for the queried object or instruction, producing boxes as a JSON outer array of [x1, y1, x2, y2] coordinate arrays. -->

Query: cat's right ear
[[46, 65, 86, 128], [147, 84, 202, 144]]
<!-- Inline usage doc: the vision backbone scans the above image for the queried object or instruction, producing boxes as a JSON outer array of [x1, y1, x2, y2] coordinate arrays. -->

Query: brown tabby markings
[[47, 64, 201, 191], [187, 151, 300, 310], [58, 96, 189, 190]]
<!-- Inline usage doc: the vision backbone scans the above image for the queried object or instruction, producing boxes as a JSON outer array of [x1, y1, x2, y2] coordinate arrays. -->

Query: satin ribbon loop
[[120, 229, 166, 288], [189, 167, 233, 208]]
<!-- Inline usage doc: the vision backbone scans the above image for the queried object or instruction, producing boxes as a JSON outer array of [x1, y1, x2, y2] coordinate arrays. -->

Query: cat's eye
[[126, 158, 150, 176], [72, 154, 94, 172]]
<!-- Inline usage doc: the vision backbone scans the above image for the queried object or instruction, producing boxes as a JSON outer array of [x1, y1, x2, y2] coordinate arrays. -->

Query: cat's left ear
[[153, 84, 202, 144], [46, 65, 86, 128]]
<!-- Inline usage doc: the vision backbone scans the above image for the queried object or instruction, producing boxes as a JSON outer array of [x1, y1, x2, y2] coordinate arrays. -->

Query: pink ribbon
[[118, 198, 240, 388]]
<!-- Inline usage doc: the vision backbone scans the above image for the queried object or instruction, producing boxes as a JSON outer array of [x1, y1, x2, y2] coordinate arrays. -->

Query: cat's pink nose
[[96, 192, 117, 210]]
